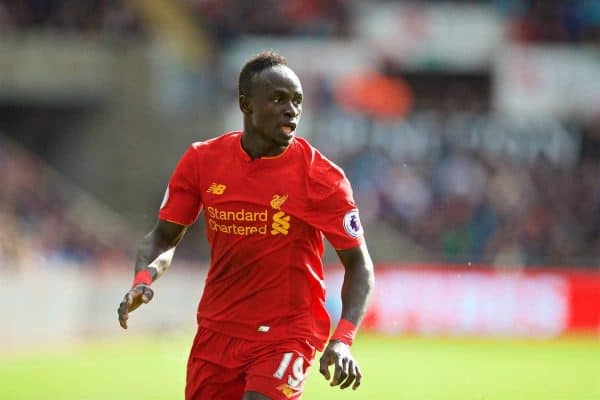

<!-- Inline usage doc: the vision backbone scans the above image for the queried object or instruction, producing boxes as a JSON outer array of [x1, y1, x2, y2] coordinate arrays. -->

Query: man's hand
[[117, 285, 154, 329], [319, 340, 363, 390]]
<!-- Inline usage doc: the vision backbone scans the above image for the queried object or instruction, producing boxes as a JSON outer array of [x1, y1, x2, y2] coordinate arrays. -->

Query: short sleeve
[[305, 152, 364, 250], [158, 145, 203, 226]]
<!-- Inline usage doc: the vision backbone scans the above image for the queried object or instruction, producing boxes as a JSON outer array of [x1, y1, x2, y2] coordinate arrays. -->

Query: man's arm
[[335, 242, 374, 325], [117, 219, 187, 329], [319, 241, 374, 390]]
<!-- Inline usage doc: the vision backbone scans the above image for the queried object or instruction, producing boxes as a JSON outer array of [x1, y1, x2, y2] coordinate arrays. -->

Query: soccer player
[[117, 51, 374, 400]]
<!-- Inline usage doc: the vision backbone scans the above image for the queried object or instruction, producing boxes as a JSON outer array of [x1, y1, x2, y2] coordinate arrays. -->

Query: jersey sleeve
[[158, 145, 203, 226], [305, 152, 364, 250]]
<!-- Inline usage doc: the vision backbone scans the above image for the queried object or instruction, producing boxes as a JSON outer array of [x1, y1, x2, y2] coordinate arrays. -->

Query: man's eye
[[273, 97, 282, 103]]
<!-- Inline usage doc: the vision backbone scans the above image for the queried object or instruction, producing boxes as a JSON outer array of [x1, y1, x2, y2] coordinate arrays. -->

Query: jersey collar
[[236, 131, 295, 163]]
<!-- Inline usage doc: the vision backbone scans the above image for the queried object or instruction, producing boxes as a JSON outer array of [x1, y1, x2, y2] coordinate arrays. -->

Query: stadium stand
[[0, 135, 134, 272]]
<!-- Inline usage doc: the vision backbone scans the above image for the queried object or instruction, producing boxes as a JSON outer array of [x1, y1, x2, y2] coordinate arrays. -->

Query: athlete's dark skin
[[118, 65, 375, 399]]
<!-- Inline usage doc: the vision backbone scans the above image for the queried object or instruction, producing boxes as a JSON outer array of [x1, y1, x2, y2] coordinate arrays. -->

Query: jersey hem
[[197, 319, 327, 351]]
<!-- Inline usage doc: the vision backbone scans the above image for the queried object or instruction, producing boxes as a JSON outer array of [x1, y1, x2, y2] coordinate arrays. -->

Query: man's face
[[243, 65, 303, 150]]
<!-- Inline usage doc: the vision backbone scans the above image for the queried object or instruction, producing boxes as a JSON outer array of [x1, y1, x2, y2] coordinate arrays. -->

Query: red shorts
[[185, 327, 316, 400]]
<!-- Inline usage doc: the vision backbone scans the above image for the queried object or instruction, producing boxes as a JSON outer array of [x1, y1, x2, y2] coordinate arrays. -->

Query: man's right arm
[[118, 219, 187, 329]]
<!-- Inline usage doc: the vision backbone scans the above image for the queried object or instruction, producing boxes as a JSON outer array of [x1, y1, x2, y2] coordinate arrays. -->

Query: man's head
[[239, 51, 303, 156]]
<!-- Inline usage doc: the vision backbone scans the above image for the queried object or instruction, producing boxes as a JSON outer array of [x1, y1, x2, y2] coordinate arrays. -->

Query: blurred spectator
[[510, 0, 600, 43], [581, 115, 600, 162]]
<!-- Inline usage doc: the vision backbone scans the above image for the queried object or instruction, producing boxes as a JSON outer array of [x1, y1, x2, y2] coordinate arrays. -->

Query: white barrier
[[0, 261, 207, 348]]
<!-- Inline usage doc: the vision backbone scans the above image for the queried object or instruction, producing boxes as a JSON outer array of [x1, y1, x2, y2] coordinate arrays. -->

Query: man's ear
[[239, 95, 252, 114]]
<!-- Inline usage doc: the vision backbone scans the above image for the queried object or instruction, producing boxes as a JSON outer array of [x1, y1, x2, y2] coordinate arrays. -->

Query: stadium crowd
[[187, 0, 352, 43], [186, 0, 600, 44], [333, 111, 600, 268], [298, 52, 600, 268], [0, 0, 143, 37], [1, 0, 599, 270], [3, 0, 597, 44], [0, 138, 131, 272]]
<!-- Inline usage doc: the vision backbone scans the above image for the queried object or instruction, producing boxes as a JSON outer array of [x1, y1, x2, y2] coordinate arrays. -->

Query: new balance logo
[[207, 183, 226, 195]]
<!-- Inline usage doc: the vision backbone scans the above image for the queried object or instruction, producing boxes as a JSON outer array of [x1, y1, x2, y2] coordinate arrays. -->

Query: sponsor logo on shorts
[[276, 383, 296, 398], [343, 209, 363, 238]]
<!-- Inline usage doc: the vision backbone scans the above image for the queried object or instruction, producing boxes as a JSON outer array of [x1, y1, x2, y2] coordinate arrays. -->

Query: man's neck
[[241, 131, 286, 160]]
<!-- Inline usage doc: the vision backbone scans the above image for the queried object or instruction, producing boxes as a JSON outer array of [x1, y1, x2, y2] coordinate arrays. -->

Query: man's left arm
[[319, 241, 374, 390]]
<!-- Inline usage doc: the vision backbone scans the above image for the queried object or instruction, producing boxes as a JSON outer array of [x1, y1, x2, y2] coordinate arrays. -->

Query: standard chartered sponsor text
[[207, 206, 268, 222], [207, 206, 269, 235]]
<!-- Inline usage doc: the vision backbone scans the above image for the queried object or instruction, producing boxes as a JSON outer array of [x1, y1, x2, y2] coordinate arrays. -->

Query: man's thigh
[[186, 356, 245, 400], [186, 328, 246, 400], [243, 391, 272, 400]]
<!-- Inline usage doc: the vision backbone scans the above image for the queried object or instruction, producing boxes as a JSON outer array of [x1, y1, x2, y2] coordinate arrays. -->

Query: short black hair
[[238, 51, 288, 97]]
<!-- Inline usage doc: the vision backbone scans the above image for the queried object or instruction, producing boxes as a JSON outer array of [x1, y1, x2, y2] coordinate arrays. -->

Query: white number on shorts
[[273, 352, 305, 388], [273, 352, 293, 379], [288, 356, 305, 387]]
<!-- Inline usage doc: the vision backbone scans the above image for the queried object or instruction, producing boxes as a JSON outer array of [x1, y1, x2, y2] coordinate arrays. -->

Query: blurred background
[[1, 1, 599, 399]]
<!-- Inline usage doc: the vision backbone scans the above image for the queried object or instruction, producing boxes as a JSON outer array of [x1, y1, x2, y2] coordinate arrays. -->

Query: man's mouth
[[281, 122, 297, 134]]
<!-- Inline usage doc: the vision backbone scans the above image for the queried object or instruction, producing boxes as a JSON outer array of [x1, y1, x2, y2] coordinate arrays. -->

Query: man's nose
[[283, 102, 299, 117]]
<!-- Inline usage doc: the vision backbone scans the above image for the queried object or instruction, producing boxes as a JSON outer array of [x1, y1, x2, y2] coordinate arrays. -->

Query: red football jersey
[[159, 131, 363, 351]]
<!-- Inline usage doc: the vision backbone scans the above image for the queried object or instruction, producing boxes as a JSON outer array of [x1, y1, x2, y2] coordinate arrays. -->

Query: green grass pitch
[[1, 332, 599, 399]]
